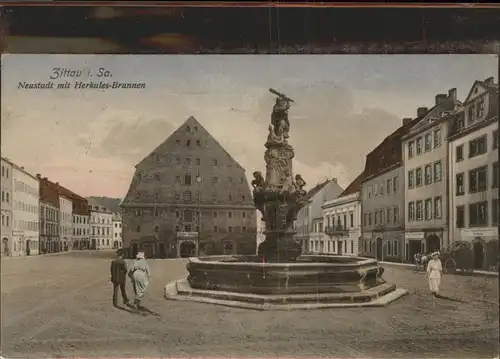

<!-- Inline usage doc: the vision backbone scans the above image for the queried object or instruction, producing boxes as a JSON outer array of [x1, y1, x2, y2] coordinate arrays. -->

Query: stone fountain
[[164, 89, 408, 310]]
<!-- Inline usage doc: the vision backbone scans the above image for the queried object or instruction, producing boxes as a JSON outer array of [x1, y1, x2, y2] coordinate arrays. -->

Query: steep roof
[[338, 171, 364, 198], [39, 178, 60, 208], [463, 78, 498, 104], [363, 117, 420, 181], [37, 176, 89, 215], [305, 179, 330, 202], [88, 196, 121, 213]]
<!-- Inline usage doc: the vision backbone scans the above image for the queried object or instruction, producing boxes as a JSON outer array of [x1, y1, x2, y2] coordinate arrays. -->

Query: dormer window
[[186, 126, 191, 132], [194, 126, 198, 132]]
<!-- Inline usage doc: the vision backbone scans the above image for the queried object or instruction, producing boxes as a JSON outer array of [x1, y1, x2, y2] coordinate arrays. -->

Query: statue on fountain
[[253, 88, 307, 263]]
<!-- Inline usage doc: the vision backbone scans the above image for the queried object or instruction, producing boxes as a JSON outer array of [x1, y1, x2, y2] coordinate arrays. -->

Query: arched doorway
[[426, 235, 440, 254], [2, 238, 9, 256], [223, 242, 234, 255], [376, 237, 383, 260], [179, 241, 196, 258], [473, 239, 485, 270]]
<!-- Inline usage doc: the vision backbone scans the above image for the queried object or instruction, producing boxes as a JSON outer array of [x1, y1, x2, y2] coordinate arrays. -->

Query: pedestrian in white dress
[[426, 251, 443, 297]]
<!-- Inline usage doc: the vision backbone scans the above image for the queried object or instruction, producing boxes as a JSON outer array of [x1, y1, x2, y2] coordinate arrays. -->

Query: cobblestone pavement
[[1, 251, 498, 358]]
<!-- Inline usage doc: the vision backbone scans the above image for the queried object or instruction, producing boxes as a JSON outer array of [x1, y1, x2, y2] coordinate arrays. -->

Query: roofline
[[322, 191, 360, 209]]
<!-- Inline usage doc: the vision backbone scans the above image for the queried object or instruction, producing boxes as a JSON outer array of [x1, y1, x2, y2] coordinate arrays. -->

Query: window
[[415, 168, 422, 187], [154, 174, 160, 181], [374, 211, 378, 225], [424, 164, 432, 185], [393, 176, 398, 193], [476, 98, 485, 117], [456, 145, 464, 162], [469, 201, 488, 226], [196, 140, 201, 146], [456, 173, 465, 195], [469, 166, 487, 193], [175, 175, 181, 183], [242, 211, 247, 218], [196, 158, 200, 165], [387, 178, 393, 194], [469, 135, 487, 158], [135, 193, 140, 200], [408, 141, 414, 158], [468, 105, 476, 124], [387, 241, 392, 256], [416, 201, 423, 221], [387, 208, 392, 223], [185, 158, 191, 165], [184, 209, 193, 222], [494, 130, 499, 150], [183, 191, 192, 202], [393, 241, 399, 256], [393, 206, 399, 223], [380, 209, 385, 224], [424, 133, 432, 151], [155, 154, 160, 162], [212, 159, 218, 166], [433, 196, 442, 220], [228, 211, 232, 218], [186, 125, 191, 132], [363, 214, 367, 226], [228, 176, 233, 183], [184, 174, 192, 185], [433, 128, 441, 148], [154, 226, 159, 233], [408, 202, 415, 221], [176, 157, 181, 164], [492, 199, 498, 225], [408, 171, 414, 189], [186, 140, 191, 147], [368, 213, 372, 225], [374, 184, 378, 196], [136, 225, 141, 233], [349, 212, 354, 228], [212, 176, 218, 183], [175, 193, 180, 201], [213, 225, 218, 232], [416, 137, 423, 155], [380, 183, 384, 195], [433, 161, 442, 182], [228, 226, 233, 233], [424, 198, 432, 220], [176, 139, 181, 145], [493, 162, 499, 188]]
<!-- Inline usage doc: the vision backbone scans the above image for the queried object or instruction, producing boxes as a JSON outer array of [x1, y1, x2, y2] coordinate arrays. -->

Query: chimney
[[402, 118, 413, 126], [435, 94, 447, 106], [417, 107, 428, 118], [43, 177, 47, 181], [485, 76, 494, 84], [448, 88, 457, 102], [36, 173, 41, 179], [20, 166, 24, 170], [332, 178, 337, 183]]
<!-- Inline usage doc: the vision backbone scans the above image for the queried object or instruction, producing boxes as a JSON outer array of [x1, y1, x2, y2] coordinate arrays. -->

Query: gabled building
[[120, 116, 257, 258], [402, 88, 460, 260], [88, 199, 113, 250], [360, 116, 420, 263], [447, 77, 498, 271], [293, 178, 344, 253], [1, 157, 13, 256], [322, 171, 364, 256], [112, 212, 123, 249], [37, 176, 61, 254]]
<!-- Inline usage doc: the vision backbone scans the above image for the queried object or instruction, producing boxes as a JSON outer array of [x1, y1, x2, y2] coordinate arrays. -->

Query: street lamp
[[196, 175, 202, 256]]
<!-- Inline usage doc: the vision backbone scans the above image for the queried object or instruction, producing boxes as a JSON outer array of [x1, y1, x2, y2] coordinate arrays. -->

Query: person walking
[[426, 251, 443, 297], [129, 251, 151, 309], [110, 252, 130, 307]]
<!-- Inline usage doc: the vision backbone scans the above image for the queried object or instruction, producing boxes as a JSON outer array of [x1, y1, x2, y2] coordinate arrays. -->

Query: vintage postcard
[[1, 53, 498, 358]]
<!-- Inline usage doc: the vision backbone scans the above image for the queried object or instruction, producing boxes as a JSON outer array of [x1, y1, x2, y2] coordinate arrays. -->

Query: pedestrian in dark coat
[[110, 253, 130, 307]]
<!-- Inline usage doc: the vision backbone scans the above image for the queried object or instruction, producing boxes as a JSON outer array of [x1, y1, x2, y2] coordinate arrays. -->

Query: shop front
[[461, 228, 498, 271], [176, 231, 199, 258], [404, 231, 424, 263]]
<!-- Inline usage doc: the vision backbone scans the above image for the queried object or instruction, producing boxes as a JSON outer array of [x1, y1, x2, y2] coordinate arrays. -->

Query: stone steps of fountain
[[164, 279, 409, 310]]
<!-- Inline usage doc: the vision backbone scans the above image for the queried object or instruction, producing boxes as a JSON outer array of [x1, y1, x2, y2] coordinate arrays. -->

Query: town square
[[1, 54, 499, 358]]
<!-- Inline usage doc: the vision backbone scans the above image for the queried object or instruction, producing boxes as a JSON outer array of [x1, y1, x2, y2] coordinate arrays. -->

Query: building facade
[[12, 164, 40, 256], [37, 176, 60, 254], [447, 77, 498, 271], [361, 117, 420, 263], [1, 158, 13, 256], [294, 179, 344, 254], [322, 172, 364, 256], [59, 194, 73, 251], [72, 198, 90, 250], [89, 202, 113, 250], [112, 212, 123, 249], [402, 89, 459, 259], [121, 116, 257, 258]]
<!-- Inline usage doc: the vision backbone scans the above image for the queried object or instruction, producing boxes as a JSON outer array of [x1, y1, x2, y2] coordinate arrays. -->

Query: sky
[[1, 54, 497, 198]]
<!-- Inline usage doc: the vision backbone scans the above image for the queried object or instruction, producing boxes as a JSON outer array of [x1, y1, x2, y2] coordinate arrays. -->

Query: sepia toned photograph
[[1, 53, 498, 358]]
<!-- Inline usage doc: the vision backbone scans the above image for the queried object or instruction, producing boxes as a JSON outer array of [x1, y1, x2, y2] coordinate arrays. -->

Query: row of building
[[0, 157, 123, 257], [294, 77, 498, 271]]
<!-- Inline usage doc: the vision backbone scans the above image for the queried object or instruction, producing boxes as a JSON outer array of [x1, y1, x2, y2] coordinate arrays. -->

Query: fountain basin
[[164, 255, 408, 310]]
